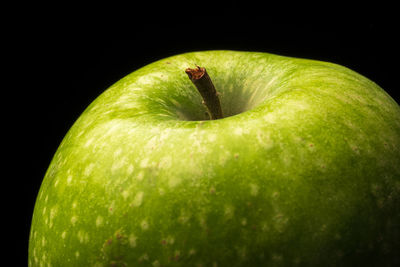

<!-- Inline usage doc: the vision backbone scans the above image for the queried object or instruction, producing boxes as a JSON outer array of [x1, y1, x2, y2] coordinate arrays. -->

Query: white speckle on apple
[[170, 98, 181, 108], [71, 215, 78, 225], [218, 150, 231, 166], [273, 213, 289, 233], [189, 248, 196, 255], [263, 113, 276, 123], [50, 207, 57, 219], [41, 253, 46, 262], [96, 216, 103, 227], [75, 251, 80, 258], [140, 158, 149, 168], [261, 221, 269, 232], [84, 163, 95, 177], [256, 131, 274, 149], [159, 155, 172, 169], [178, 210, 191, 224], [141, 220, 149, 230], [127, 164, 134, 175], [84, 138, 94, 148], [166, 235, 175, 245], [150, 126, 161, 134], [42, 206, 47, 215], [38, 189, 44, 200], [76, 129, 85, 138], [172, 110, 185, 119], [122, 190, 130, 200], [33, 249, 38, 263], [61, 231, 67, 239], [159, 128, 172, 141], [34, 257, 40, 267], [77, 230, 89, 243], [136, 171, 144, 181], [112, 158, 126, 173], [152, 260, 160, 267], [49, 209, 56, 228], [131, 191, 144, 207], [272, 253, 283, 262], [224, 205, 235, 219], [136, 72, 166, 85], [145, 136, 158, 150], [66, 175, 73, 185], [249, 183, 259, 196], [129, 233, 137, 247], [234, 128, 243, 135], [272, 191, 280, 199], [113, 148, 123, 158], [241, 218, 247, 226], [106, 123, 121, 135], [139, 253, 149, 261], [158, 188, 165, 195], [198, 214, 207, 228], [168, 176, 182, 188], [72, 201, 78, 209], [208, 133, 217, 142], [54, 179, 59, 187], [45, 195, 49, 203], [161, 236, 172, 245]]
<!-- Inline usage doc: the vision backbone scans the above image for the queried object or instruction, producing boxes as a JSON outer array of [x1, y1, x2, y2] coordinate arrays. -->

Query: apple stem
[[185, 66, 223, 120]]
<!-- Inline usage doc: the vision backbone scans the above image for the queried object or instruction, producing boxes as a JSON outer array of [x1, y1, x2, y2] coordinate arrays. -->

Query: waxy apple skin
[[29, 51, 400, 266]]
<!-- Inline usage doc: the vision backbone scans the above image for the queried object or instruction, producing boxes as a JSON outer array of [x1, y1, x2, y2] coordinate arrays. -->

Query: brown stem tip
[[185, 66, 223, 120], [185, 65, 206, 80]]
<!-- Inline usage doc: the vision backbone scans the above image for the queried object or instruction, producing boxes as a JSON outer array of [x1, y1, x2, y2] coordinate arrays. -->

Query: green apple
[[29, 50, 400, 266]]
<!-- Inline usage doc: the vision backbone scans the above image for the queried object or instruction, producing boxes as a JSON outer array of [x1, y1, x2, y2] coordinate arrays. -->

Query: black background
[[10, 5, 399, 265]]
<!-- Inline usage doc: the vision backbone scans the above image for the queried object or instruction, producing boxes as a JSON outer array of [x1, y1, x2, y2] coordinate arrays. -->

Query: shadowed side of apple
[[29, 51, 400, 266]]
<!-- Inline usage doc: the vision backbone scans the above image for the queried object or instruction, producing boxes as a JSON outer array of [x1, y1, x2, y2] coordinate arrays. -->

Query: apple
[[29, 50, 400, 266]]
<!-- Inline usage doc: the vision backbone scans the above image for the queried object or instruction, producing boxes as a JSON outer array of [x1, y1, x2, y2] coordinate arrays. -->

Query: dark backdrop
[[11, 8, 399, 266]]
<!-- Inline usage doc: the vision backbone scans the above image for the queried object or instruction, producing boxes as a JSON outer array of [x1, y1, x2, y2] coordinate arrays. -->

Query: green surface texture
[[29, 51, 400, 266]]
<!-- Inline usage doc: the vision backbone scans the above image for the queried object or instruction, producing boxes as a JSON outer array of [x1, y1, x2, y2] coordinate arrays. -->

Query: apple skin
[[29, 50, 400, 266]]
